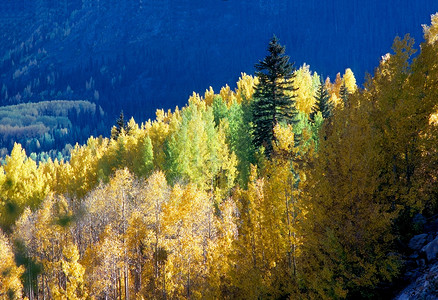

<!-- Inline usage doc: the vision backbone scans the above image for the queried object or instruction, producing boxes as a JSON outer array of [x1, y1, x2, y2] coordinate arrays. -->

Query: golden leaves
[[423, 13, 438, 44]]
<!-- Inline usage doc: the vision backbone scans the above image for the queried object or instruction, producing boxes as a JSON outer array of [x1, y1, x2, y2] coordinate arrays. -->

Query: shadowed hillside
[[0, 0, 437, 152]]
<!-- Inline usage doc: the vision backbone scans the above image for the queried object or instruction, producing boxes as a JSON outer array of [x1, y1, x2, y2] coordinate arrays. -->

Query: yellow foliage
[[273, 123, 297, 155], [162, 183, 210, 298], [330, 93, 341, 107], [343, 68, 357, 93], [219, 84, 236, 106], [204, 197, 238, 298], [82, 225, 123, 298], [53, 243, 88, 300], [293, 64, 319, 114], [332, 72, 342, 97], [13, 194, 88, 300], [203, 86, 215, 106], [0, 230, 24, 299], [430, 111, 438, 125], [6, 28, 438, 299], [147, 108, 180, 170], [67, 137, 108, 198], [188, 91, 204, 108], [0, 143, 51, 230], [299, 84, 401, 297], [423, 12, 438, 44], [235, 72, 258, 104]]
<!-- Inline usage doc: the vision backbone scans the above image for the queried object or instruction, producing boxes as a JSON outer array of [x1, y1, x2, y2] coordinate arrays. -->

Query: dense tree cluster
[[0, 100, 107, 160], [1, 13, 438, 300]]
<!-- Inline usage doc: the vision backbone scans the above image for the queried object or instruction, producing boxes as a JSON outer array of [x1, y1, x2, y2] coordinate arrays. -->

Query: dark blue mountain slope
[[0, 0, 437, 126]]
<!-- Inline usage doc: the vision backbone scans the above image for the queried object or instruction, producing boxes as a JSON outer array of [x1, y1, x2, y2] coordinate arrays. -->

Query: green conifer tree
[[252, 36, 298, 157], [340, 83, 349, 108], [111, 110, 130, 140], [311, 79, 333, 121]]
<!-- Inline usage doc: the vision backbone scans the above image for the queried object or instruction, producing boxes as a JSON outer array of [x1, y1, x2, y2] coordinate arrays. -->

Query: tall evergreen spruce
[[252, 35, 298, 157], [340, 83, 349, 108], [111, 110, 129, 139], [311, 79, 333, 121]]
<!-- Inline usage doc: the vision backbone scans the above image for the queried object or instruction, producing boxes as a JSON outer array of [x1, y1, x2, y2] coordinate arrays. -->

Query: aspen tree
[[0, 230, 24, 299], [293, 64, 319, 114], [162, 184, 210, 299], [300, 90, 399, 298]]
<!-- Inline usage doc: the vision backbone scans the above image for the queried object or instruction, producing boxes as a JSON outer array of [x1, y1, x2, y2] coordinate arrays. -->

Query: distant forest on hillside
[[1, 0, 438, 158]]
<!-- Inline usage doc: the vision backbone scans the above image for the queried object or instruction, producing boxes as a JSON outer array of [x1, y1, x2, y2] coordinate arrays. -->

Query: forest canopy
[[1, 13, 438, 300], [0, 100, 106, 161]]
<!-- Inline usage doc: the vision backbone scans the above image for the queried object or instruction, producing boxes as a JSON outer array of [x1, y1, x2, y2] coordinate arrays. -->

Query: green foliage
[[133, 135, 154, 177], [226, 100, 255, 186], [212, 95, 228, 127], [111, 110, 130, 140], [164, 98, 236, 197], [311, 78, 333, 120], [340, 82, 349, 108]]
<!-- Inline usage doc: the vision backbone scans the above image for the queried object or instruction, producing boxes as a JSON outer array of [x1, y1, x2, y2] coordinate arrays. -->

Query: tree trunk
[[124, 266, 129, 300]]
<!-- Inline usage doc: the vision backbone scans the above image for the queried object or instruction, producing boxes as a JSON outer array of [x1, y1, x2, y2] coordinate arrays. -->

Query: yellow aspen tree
[[37, 195, 73, 299], [136, 171, 169, 298], [82, 225, 123, 299], [320, 75, 341, 108], [52, 243, 87, 300], [123, 117, 141, 172], [332, 72, 342, 97], [423, 12, 438, 44], [125, 210, 149, 298], [79, 168, 140, 299], [188, 92, 203, 107], [203, 86, 215, 106], [203, 197, 238, 299], [14, 194, 82, 300], [299, 90, 400, 298], [50, 158, 73, 196], [406, 14, 438, 214], [219, 84, 236, 106], [114, 117, 153, 179], [234, 123, 313, 298], [235, 73, 258, 104], [12, 207, 40, 299], [230, 165, 270, 298], [342, 68, 357, 94], [293, 64, 319, 114], [68, 136, 108, 198], [106, 168, 134, 300], [271, 124, 305, 275], [37, 157, 61, 194], [0, 229, 24, 299], [362, 34, 433, 226], [0, 143, 50, 231], [96, 132, 130, 182], [162, 184, 210, 299], [146, 108, 180, 171]]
